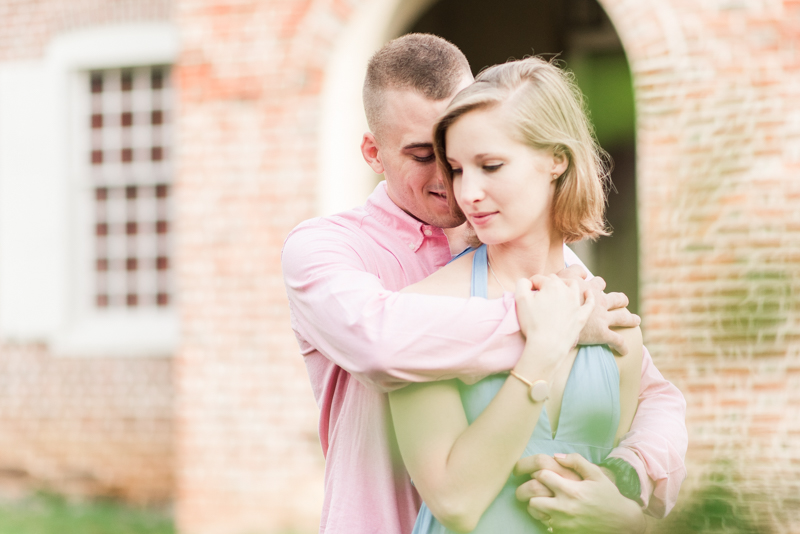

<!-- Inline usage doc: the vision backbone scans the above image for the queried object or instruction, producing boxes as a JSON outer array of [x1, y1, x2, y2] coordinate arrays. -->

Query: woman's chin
[[474, 232, 504, 246]]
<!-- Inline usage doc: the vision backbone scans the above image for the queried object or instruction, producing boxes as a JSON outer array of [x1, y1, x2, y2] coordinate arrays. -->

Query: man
[[282, 33, 686, 534]]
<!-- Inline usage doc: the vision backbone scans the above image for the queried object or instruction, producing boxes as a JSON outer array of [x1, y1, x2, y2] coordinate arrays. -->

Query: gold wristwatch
[[509, 370, 549, 402]]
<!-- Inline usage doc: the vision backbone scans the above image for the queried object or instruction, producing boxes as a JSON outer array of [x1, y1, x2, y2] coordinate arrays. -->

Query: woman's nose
[[458, 171, 485, 205]]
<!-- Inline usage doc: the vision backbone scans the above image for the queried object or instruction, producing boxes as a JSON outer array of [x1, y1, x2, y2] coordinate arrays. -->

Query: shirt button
[[408, 243, 415, 250], [423, 228, 432, 236]]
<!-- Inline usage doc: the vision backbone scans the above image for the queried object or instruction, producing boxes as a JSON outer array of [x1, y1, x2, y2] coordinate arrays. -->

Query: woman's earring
[[551, 173, 559, 180]]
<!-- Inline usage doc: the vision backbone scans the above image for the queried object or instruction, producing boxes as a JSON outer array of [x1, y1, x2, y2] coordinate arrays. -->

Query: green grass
[[0, 493, 174, 534]]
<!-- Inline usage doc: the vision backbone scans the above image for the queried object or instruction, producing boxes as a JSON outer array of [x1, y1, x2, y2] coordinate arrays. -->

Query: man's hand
[[520, 453, 646, 534], [514, 454, 582, 507], [555, 267, 640, 355]]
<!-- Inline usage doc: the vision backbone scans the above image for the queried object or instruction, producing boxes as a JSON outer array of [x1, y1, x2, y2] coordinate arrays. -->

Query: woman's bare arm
[[390, 271, 594, 532]]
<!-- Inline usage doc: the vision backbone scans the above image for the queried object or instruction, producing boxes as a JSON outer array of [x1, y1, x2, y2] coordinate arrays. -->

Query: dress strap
[[471, 244, 489, 299]]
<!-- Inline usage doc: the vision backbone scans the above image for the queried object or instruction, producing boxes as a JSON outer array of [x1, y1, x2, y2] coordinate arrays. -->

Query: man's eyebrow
[[402, 142, 433, 151]]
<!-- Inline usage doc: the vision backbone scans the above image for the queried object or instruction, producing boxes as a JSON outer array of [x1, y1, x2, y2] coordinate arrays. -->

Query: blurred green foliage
[[568, 52, 636, 149], [650, 465, 774, 534], [0, 492, 173, 534]]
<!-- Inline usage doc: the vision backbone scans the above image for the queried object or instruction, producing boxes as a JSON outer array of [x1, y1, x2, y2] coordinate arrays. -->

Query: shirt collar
[[364, 181, 446, 252]]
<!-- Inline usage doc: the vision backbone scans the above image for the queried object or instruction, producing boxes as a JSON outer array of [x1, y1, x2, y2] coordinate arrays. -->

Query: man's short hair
[[363, 33, 472, 136]]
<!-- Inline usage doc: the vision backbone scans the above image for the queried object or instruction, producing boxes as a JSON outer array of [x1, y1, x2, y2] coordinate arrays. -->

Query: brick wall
[[0, 0, 175, 506], [0, 344, 173, 503], [602, 0, 800, 529], [172, 1, 343, 532]]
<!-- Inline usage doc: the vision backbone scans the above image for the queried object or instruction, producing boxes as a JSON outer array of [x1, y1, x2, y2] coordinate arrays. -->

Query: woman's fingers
[[552, 453, 605, 482]]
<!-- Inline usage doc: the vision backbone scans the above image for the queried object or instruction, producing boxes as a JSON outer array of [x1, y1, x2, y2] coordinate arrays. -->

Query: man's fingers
[[553, 453, 605, 482], [604, 291, 629, 311], [516, 478, 554, 501], [588, 275, 606, 291], [579, 287, 595, 317], [603, 330, 628, 356], [526, 501, 551, 522], [528, 495, 558, 516], [533, 468, 571, 496], [608, 308, 641, 328]]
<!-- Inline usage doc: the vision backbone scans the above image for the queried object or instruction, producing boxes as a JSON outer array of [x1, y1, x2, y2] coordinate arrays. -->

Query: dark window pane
[[121, 70, 133, 91], [126, 222, 138, 235], [156, 256, 168, 270], [96, 258, 108, 271], [156, 184, 168, 198], [126, 258, 138, 271], [151, 69, 164, 89], [91, 114, 103, 128], [121, 148, 133, 162], [97, 294, 109, 307], [126, 186, 137, 199], [91, 73, 103, 93], [151, 110, 163, 125], [95, 187, 108, 201], [91, 150, 103, 165], [156, 221, 168, 234], [96, 223, 108, 236], [121, 112, 133, 127], [151, 146, 163, 161], [126, 294, 138, 307], [157, 293, 169, 306]]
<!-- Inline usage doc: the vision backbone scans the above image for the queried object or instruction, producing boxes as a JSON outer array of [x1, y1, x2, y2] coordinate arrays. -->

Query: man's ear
[[361, 133, 385, 175]]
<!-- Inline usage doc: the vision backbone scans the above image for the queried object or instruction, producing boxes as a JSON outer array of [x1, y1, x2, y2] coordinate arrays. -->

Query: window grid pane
[[89, 66, 173, 309]]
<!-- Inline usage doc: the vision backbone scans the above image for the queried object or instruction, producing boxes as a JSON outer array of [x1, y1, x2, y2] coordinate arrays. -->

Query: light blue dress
[[412, 244, 620, 534]]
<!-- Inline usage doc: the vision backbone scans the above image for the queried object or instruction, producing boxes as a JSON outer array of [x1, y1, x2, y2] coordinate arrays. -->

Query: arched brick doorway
[[318, 0, 640, 309]]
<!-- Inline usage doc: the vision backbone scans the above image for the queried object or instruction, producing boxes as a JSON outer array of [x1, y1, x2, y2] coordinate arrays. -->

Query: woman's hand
[[514, 274, 595, 367]]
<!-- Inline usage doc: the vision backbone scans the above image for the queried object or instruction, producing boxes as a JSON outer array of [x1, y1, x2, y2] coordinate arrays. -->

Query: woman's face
[[445, 106, 568, 247]]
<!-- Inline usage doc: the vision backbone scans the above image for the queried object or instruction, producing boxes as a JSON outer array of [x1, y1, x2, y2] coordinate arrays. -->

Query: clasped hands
[[515, 264, 640, 356], [514, 453, 646, 534]]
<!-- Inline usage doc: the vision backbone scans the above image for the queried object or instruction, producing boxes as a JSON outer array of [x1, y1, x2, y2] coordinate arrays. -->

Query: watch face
[[530, 380, 549, 403]]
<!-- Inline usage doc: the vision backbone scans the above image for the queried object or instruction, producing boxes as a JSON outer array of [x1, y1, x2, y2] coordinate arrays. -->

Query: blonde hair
[[363, 33, 471, 137], [433, 57, 610, 243]]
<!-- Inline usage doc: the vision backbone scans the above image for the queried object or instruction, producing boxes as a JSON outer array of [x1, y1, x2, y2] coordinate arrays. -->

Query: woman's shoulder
[[400, 249, 475, 298]]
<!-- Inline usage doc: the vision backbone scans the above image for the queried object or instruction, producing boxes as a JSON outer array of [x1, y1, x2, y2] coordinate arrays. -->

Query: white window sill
[[53, 310, 179, 357]]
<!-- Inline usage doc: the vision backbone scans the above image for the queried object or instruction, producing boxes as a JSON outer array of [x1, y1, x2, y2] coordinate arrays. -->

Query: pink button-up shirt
[[282, 182, 687, 534]]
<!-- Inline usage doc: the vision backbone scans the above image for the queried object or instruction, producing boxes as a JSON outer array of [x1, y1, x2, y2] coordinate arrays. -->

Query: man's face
[[366, 81, 471, 229]]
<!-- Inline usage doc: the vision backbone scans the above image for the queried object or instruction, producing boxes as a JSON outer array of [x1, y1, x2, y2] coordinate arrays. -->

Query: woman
[[388, 57, 643, 533]]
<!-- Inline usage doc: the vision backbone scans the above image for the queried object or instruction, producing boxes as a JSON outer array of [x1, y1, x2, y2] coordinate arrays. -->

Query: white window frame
[[0, 22, 179, 356]]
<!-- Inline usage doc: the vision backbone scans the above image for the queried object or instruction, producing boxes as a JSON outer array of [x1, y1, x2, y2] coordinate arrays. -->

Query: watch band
[[599, 457, 642, 504]]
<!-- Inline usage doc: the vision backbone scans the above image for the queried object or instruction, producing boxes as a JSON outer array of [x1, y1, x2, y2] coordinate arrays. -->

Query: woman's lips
[[469, 211, 498, 225]]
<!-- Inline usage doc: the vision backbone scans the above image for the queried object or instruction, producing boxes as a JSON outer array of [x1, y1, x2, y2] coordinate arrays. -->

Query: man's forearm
[[606, 346, 687, 516], [282, 226, 525, 391]]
